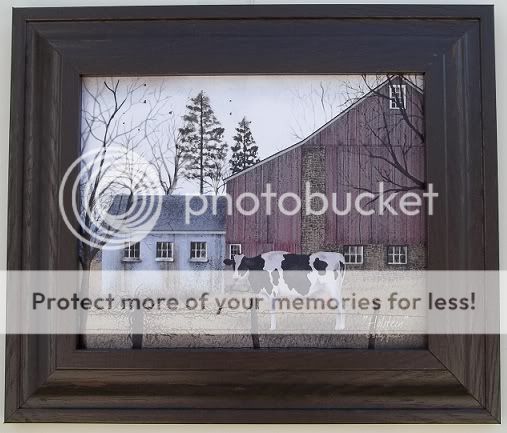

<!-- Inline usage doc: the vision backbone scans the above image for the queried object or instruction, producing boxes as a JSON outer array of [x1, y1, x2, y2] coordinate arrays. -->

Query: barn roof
[[109, 194, 227, 232], [225, 77, 423, 182]]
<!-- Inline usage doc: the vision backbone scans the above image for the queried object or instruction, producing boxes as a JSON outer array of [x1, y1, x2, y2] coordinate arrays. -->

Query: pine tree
[[179, 91, 227, 194], [230, 117, 260, 174]]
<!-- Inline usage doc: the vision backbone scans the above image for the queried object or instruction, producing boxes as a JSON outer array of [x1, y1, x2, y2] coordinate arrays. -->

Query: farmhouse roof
[[109, 194, 227, 232], [225, 77, 423, 182]]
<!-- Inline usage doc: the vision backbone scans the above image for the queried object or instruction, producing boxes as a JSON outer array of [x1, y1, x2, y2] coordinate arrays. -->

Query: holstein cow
[[224, 251, 346, 330]]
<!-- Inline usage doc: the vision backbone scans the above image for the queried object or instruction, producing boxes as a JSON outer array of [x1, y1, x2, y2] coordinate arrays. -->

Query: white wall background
[[0, 0, 505, 431]]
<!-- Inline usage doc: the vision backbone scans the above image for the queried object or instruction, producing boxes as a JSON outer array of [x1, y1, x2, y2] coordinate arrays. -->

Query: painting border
[[5, 5, 499, 423]]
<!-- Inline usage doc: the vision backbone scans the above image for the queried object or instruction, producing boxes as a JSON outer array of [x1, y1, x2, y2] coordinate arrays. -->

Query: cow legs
[[269, 289, 278, 331], [331, 282, 345, 331], [335, 305, 345, 330], [250, 306, 260, 349]]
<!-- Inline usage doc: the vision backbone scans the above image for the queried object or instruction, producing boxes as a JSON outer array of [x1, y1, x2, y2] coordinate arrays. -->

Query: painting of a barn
[[81, 74, 427, 349], [225, 78, 426, 270]]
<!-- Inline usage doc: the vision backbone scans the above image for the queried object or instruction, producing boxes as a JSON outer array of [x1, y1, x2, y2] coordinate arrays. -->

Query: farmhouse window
[[123, 242, 140, 260], [229, 244, 242, 259], [156, 242, 174, 261], [190, 242, 207, 261], [387, 246, 408, 265], [389, 84, 407, 109], [343, 245, 364, 264]]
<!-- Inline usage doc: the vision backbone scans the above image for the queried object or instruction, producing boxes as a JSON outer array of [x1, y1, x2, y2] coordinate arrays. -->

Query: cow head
[[223, 254, 273, 294]]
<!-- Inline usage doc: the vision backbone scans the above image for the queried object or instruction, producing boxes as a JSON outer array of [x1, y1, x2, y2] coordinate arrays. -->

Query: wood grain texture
[[226, 148, 303, 255], [479, 10, 501, 421], [25, 370, 480, 409], [6, 408, 499, 424], [226, 82, 425, 251], [5, 5, 499, 424]]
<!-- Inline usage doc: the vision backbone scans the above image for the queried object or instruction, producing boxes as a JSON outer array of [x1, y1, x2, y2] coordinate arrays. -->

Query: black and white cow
[[224, 251, 346, 330]]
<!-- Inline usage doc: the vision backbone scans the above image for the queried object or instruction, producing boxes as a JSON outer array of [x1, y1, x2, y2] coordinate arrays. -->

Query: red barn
[[225, 78, 426, 270]]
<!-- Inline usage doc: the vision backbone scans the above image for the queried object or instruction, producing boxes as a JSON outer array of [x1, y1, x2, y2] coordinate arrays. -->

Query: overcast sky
[[81, 74, 423, 193]]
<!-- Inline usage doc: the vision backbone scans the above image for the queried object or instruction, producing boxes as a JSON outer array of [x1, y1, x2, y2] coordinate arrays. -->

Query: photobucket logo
[[59, 146, 163, 250], [185, 182, 438, 223]]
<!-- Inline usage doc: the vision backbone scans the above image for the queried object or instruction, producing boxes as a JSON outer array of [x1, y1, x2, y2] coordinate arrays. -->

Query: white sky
[[81, 74, 423, 193], [141, 74, 367, 155]]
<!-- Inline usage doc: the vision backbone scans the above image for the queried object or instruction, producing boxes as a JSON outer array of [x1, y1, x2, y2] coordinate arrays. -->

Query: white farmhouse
[[99, 195, 227, 272]]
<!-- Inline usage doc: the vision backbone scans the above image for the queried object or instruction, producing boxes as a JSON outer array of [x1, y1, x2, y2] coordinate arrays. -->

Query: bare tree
[[204, 158, 230, 195], [289, 81, 349, 140], [288, 74, 424, 201], [78, 78, 170, 347], [79, 78, 169, 270], [145, 112, 188, 195], [341, 74, 425, 201]]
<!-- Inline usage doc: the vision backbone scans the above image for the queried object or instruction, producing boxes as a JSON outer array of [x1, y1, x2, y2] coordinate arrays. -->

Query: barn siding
[[226, 81, 426, 256], [323, 83, 425, 246], [226, 147, 302, 256]]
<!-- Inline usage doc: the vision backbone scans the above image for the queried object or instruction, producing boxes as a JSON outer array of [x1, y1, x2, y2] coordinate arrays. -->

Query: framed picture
[[5, 5, 499, 423]]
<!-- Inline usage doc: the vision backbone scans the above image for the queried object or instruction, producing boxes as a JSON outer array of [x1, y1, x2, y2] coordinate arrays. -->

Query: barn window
[[343, 245, 364, 265], [229, 244, 242, 259], [156, 242, 174, 261], [123, 241, 140, 261], [190, 241, 207, 262], [389, 84, 407, 110], [387, 246, 408, 265]]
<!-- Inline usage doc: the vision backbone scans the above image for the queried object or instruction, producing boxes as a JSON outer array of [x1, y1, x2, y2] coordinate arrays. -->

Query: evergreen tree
[[179, 91, 227, 194], [230, 117, 260, 174]]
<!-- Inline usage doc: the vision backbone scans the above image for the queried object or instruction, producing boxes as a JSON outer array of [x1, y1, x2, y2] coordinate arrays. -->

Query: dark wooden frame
[[5, 5, 499, 423]]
